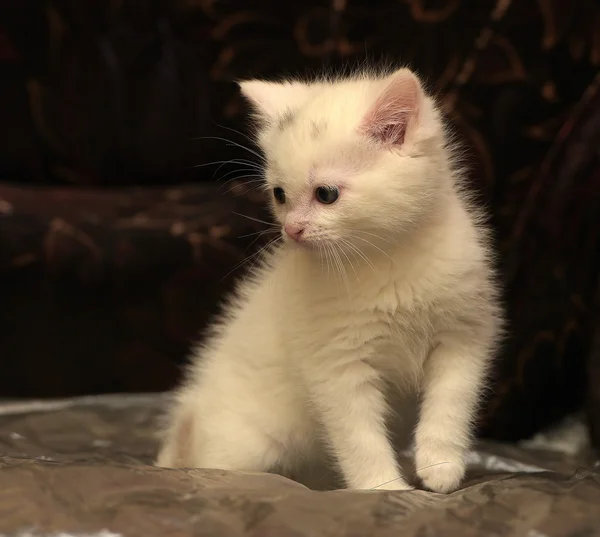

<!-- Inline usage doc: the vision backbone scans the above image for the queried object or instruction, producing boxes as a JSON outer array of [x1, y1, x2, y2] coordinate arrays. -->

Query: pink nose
[[284, 224, 304, 241]]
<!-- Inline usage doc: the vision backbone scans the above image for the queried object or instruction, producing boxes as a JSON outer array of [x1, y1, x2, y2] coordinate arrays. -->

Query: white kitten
[[156, 67, 503, 493]]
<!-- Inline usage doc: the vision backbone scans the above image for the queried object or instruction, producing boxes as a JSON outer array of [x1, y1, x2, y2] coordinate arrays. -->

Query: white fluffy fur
[[156, 68, 503, 493]]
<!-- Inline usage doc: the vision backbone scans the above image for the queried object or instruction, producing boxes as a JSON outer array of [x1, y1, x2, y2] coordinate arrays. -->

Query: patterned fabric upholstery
[[0, 0, 598, 442]]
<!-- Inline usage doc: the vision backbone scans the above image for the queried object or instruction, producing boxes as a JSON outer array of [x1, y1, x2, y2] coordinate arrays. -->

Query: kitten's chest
[[281, 271, 434, 373]]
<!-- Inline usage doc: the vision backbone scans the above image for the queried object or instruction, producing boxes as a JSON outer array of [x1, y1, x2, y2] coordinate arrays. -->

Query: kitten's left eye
[[273, 187, 286, 204], [315, 186, 339, 205]]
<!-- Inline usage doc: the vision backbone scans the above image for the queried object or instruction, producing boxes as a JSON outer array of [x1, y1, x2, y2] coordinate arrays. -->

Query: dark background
[[0, 0, 599, 445]]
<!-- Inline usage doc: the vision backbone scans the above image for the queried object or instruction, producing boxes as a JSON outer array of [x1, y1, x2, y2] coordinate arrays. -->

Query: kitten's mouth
[[282, 231, 318, 249], [282, 227, 337, 251], [283, 234, 310, 247], [286, 238, 339, 256]]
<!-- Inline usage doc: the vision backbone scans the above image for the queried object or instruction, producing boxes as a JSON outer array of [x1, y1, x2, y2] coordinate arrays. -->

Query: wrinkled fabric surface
[[0, 394, 599, 537]]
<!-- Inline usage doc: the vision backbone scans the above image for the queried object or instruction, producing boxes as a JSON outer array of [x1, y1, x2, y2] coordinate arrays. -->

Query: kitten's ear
[[238, 80, 311, 122], [360, 69, 423, 146]]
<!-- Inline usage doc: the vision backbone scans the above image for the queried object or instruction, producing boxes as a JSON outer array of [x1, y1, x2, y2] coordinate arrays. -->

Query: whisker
[[191, 136, 266, 163], [220, 173, 263, 187], [241, 182, 270, 195], [341, 239, 368, 270], [316, 243, 325, 272], [348, 229, 395, 244], [369, 462, 450, 490], [227, 184, 270, 199], [213, 121, 259, 146], [349, 235, 395, 264], [217, 167, 263, 183], [248, 240, 272, 274], [341, 239, 378, 275], [189, 159, 262, 171], [336, 241, 358, 284], [212, 160, 262, 180], [231, 212, 275, 227], [369, 477, 408, 490], [325, 243, 334, 282], [321, 243, 330, 280], [215, 157, 261, 168], [415, 461, 451, 472], [245, 228, 279, 251], [238, 228, 279, 239], [219, 172, 263, 186], [222, 178, 265, 195], [331, 243, 350, 294], [221, 235, 280, 282]]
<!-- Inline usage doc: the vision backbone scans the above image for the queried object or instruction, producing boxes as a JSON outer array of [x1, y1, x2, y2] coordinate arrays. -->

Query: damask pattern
[[0, 0, 599, 441]]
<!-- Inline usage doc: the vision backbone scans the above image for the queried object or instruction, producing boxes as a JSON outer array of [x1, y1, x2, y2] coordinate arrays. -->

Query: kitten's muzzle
[[284, 224, 305, 242]]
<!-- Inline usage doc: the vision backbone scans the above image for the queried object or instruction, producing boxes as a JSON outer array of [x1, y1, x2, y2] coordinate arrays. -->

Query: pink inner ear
[[360, 71, 422, 146]]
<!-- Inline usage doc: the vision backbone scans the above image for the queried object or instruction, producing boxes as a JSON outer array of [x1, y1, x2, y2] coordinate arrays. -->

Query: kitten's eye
[[315, 186, 339, 205], [273, 187, 286, 204]]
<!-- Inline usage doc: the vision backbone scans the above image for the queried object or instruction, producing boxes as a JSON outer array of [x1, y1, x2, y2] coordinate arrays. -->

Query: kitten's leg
[[156, 397, 285, 472], [415, 336, 490, 493], [308, 361, 411, 491], [157, 382, 312, 476]]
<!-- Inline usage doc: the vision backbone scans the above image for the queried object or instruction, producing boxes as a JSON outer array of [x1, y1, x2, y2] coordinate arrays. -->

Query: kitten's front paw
[[415, 444, 466, 494]]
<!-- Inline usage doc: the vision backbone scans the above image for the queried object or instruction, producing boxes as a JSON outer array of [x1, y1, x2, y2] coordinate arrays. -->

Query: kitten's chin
[[284, 238, 314, 250]]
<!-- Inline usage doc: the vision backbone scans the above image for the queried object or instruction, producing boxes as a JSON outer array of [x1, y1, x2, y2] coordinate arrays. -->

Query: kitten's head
[[239, 68, 452, 251]]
